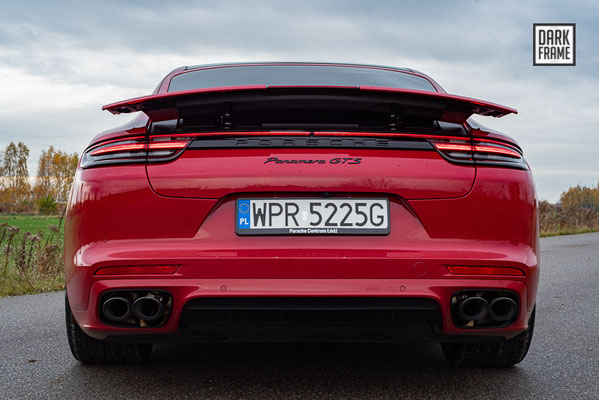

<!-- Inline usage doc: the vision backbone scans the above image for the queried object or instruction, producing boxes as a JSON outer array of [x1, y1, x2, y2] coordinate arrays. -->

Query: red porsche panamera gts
[[64, 63, 539, 366]]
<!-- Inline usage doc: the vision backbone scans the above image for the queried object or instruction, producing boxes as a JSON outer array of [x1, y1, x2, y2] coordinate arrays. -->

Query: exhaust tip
[[132, 297, 164, 322], [458, 297, 490, 321], [102, 297, 132, 322], [489, 297, 518, 321]]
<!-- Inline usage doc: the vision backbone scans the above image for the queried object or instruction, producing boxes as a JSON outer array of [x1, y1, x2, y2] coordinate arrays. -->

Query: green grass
[[0, 214, 62, 236], [0, 214, 65, 297]]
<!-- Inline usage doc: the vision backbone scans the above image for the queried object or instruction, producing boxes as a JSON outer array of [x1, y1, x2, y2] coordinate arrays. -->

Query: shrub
[[37, 195, 58, 215]]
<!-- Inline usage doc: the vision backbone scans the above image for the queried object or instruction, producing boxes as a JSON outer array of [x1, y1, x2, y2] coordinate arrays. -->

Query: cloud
[[0, 0, 597, 201]]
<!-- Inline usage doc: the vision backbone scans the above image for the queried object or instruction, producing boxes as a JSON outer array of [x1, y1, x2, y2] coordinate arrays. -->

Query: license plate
[[236, 198, 390, 235]]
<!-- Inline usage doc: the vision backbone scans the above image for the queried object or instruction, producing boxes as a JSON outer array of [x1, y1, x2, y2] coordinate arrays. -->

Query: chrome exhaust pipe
[[457, 297, 490, 321], [489, 297, 518, 321], [102, 297, 132, 322], [132, 296, 164, 322]]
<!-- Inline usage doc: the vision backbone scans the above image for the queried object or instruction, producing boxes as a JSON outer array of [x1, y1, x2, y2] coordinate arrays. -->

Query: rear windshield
[[168, 65, 437, 93]]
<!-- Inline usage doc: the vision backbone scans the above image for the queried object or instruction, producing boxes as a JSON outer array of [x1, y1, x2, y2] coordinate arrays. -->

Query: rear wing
[[103, 85, 516, 126]]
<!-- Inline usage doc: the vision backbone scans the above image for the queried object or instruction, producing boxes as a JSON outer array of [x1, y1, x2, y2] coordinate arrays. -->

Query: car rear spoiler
[[102, 85, 517, 125]]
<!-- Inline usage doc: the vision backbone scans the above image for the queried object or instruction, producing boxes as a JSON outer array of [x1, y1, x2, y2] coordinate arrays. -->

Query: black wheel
[[441, 307, 535, 367], [65, 293, 152, 364]]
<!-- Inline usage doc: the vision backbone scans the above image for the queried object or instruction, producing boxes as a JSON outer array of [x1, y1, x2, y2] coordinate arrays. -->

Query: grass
[[0, 215, 62, 236], [540, 228, 599, 237], [0, 214, 65, 297]]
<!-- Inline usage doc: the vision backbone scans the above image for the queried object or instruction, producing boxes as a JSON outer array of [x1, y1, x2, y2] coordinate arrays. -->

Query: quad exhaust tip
[[489, 297, 518, 321], [457, 297, 490, 321], [454, 293, 519, 326], [102, 297, 132, 322], [132, 296, 164, 322]]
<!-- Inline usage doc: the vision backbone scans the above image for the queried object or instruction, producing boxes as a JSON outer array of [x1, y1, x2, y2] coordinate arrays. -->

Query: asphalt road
[[1, 233, 598, 400]]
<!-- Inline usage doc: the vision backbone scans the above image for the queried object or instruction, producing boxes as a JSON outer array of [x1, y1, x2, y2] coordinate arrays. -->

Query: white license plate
[[236, 198, 390, 235]]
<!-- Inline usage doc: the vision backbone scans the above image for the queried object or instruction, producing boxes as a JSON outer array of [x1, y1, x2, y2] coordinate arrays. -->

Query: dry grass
[[0, 216, 64, 297], [539, 200, 599, 237]]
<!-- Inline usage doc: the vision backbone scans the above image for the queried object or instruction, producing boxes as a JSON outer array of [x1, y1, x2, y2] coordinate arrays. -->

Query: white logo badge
[[534, 24, 576, 66]]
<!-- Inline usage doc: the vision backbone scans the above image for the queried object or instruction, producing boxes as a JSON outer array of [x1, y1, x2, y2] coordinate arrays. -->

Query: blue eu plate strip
[[237, 200, 250, 229]]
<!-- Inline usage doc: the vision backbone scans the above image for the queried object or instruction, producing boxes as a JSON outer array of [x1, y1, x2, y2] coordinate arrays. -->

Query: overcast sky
[[0, 0, 597, 202]]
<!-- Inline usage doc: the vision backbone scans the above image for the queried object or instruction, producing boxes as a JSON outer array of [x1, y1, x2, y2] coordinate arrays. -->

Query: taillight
[[432, 139, 527, 170], [81, 136, 190, 168], [147, 137, 191, 163]]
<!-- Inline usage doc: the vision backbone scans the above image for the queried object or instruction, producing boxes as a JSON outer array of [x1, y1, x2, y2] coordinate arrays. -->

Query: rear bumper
[[71, 274, 533, 341], [65, 165, 539, 343]]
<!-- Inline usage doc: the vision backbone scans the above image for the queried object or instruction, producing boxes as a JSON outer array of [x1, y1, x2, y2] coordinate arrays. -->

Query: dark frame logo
[[533, 23, 576, 66]]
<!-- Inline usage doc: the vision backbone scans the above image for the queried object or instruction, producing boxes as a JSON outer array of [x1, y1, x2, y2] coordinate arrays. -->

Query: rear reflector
[[447, 266, 525, 276], [95, 265, 179, 275]]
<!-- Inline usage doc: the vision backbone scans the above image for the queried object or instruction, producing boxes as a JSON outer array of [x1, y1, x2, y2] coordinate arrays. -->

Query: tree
[[0, 142, 30, 207], [34, 147, 53, 200], [34, 146, 79, 204], [560, 184, 599, 213]]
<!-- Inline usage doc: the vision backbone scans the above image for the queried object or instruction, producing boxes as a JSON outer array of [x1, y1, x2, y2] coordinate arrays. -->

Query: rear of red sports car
[[64, 63, 539, 366]]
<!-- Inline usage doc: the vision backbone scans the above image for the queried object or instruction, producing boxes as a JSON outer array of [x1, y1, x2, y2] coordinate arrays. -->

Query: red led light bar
[[433, 143, 473, 152], [95, 265, 179, 275], [447, 266, 525, 276], [148, 141, 189, 150], [434, 143, 521, 158], [473, 144, 521, 158], [90, 143, 146, 156]]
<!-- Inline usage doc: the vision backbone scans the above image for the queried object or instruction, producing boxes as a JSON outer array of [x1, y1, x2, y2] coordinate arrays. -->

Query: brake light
[[433, 143, 472, 152], [473, 144, 521, 158], [95, 265, 179, 275], [89, 143, 146, 156], [81, 137, 190, 168], [148, 141, 188, 150], [432, 139, 526, 169], [447, 265, 525, 276]]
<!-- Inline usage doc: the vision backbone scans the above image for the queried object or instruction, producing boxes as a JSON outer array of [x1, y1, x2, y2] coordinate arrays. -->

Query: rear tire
[[65, 293, 152, 364], [441, 307, 535, 367]]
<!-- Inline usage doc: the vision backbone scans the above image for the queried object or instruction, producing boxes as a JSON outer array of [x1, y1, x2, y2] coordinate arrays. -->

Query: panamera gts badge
[[264, 157, 361, 165]]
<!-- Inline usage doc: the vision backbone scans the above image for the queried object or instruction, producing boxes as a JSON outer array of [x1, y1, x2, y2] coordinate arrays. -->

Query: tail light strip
[[89, 143, 147, 156], [82, 131, 525, 169], [432, 138, 526, 169], [89, 141, 189, 156], [82, 137, 192, 168], [433, 142, 522, 158]]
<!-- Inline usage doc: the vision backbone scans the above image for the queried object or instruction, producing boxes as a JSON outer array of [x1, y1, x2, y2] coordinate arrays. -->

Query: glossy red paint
[[65, 63, 539, 346], [145, 148, 476, 199]]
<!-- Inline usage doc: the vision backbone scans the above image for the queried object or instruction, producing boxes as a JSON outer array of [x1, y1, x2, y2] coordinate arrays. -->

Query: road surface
[[1, 233, 598, 399]]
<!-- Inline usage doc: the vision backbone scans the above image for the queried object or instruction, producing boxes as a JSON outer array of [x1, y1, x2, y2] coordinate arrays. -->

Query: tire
[[65, 293, 152, 364], [441, 307, 535, 367]]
